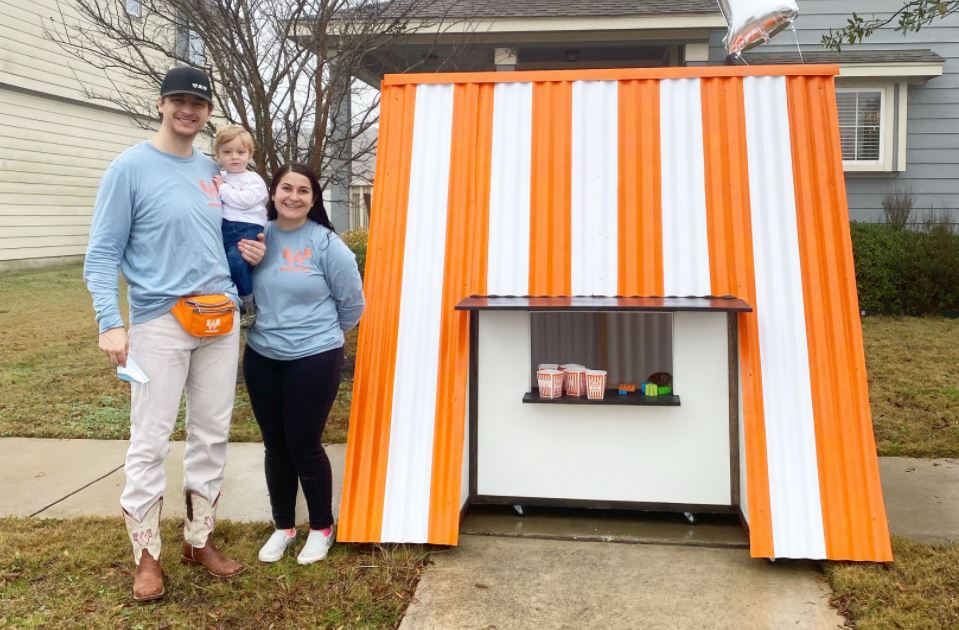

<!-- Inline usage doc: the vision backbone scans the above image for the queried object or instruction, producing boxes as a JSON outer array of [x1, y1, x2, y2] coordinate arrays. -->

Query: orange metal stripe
[[786, 76, 892, 561], [427, 83, 494, 545], [529, 81, 572, 295], [699, 76, 774, 558], [618, 79, 663, 296], [337, 84, 417, 542], [384, 65, 840, 86]]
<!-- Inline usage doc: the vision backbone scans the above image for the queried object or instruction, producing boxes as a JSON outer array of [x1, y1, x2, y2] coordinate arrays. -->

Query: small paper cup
[[562, 365, 587, 397], [536, 368, 565, 399], [585, 369, 607, 400]]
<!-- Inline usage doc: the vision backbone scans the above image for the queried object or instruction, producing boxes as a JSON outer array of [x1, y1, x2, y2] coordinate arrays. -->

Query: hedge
[[343, 223, 959, 316], [850, 222, 959, 316], [341, 228, 368, 278]]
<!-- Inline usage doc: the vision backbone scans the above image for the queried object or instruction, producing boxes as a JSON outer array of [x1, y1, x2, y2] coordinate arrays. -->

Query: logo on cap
[[192, 83, 208, 92]]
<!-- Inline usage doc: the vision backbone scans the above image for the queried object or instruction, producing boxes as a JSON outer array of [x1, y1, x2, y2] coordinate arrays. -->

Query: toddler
[[213, 125, 268, 327]]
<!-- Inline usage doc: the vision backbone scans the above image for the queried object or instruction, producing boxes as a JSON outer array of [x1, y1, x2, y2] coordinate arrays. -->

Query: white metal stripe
[[381, 84, 454, 543], [660, 78, 711, 297], [487, 82, 532, 295], [743, 76, 826, 559], [571, 81, 619, 296]]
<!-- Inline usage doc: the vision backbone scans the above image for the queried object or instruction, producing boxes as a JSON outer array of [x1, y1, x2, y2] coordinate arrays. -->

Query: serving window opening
[[528, 312, 676, 405]]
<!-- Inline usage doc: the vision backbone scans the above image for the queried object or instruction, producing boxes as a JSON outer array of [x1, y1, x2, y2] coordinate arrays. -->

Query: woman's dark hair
[[266, 162, 335, 232]]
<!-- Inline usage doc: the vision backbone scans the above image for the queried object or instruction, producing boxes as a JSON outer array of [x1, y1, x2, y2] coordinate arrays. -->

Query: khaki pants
[[121, 312, 239, 520]]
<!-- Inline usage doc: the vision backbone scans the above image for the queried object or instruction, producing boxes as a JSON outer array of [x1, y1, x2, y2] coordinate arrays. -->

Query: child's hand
[[212, 175, 224, 190]]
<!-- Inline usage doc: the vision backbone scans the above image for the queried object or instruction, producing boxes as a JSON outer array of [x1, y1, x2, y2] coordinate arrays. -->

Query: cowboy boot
[[180, 490, 245, 578], [122, 498, 164, 602]]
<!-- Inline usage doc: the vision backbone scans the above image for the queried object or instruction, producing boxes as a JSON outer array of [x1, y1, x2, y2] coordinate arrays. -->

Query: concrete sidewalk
[[2, 438, 956, 630], [0, 438, 344, 523]]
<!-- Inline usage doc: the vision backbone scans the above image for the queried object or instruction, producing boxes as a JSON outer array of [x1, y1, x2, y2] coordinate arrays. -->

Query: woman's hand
[[239, 233, 266, 265]]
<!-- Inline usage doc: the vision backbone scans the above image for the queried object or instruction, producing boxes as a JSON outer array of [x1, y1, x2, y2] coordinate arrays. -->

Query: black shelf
[[522, 390, 681, 406]]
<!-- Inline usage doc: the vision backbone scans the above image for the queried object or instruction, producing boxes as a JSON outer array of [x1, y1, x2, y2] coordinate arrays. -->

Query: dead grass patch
[[0, 516, 427, 629], [826, 536, 959, 629], [862, 316, 959, 458]]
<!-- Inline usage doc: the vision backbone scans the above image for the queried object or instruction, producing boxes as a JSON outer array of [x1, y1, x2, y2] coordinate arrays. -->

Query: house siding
[[708, 0, 959, 223], [0, 0, 170, 263], [0, 86, 154, 262]]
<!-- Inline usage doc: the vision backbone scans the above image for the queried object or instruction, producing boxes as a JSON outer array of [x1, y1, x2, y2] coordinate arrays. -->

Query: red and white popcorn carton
[[561, 364, 587, 397], [536, 368, 565, 399], [585, 369, 607, 400]]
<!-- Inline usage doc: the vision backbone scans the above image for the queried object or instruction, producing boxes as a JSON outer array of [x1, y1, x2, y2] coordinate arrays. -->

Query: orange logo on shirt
[[279, 247, 312, 273], [198, 179, 222, 208]]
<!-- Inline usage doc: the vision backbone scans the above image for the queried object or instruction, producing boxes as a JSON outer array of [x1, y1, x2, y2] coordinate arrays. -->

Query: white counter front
[[474, 310, 735, 507]]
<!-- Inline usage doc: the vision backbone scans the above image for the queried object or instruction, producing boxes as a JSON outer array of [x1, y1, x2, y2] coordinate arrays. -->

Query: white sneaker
[[297, 528, 334, 565], [258, 529, 297, 563]]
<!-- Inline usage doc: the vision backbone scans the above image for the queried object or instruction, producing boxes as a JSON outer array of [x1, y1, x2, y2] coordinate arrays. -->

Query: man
[[84, 67, 264, 601]]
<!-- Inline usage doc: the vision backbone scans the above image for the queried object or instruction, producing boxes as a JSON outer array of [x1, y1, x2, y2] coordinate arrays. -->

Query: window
[[126, 0, 142, 17], [175, 20, 205, 65], [529, 312, 673, 391], [837, 89, 884, 164]]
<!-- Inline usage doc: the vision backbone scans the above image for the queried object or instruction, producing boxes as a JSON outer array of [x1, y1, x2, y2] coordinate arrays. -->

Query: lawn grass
[[0, 516, 427, 629], [825, 536, 959, 629], [3, 264, 959, 458], [862, 315, 959, 458], [0, 263, 354, 443]]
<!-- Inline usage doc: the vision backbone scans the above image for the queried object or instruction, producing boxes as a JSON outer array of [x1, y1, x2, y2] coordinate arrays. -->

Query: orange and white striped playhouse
[[338, 65, 892, 562]]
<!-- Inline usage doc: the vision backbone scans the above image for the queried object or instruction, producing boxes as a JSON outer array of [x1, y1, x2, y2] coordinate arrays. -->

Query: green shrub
[[850, 221, 959, 315], [341, 228, 368, 278]]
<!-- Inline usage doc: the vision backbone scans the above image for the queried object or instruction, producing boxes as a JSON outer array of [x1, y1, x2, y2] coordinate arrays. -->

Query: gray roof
[[384, 0, 719, 18], [741, 49, 945, 65]]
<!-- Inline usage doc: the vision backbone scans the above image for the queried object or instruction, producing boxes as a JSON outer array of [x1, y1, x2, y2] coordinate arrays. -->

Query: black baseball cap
[[160, 66, 213, 103]]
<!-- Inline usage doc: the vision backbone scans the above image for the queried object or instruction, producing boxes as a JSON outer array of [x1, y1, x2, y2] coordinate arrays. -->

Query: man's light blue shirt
[[84, 142, 237, 333]]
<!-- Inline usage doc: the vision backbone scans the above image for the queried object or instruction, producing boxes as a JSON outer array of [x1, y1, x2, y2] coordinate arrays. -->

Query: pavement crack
[[29, 463, 125, 517]]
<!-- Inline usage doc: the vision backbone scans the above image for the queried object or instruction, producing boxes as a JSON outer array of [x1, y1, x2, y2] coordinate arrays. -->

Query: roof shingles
[[388, 0, 718, 18]]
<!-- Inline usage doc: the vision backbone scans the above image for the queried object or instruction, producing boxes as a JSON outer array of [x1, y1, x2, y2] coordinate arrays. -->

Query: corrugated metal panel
[[571, 80, 618, 295], [380, 84, 454, 543], [660, 78, 711, 296], [743, 76, 826, 559], [617, 78, 663, 296], [338, 65, 892, 561], [338, 84, 417, 543], [488, 82, 532, 295], [699, 75, 773, 555], [787, 75, 892, 562], [428, 82, 494, 543]]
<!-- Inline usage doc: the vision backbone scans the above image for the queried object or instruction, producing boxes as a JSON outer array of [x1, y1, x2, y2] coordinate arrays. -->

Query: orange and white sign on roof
[[338, 65, 892, 562]]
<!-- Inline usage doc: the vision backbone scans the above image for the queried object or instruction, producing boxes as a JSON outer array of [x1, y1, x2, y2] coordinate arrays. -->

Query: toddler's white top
[[220, 169, 268, 226]]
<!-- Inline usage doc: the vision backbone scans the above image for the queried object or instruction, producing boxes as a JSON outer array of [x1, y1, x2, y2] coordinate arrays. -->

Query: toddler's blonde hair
[[213, 124, 255, 155]]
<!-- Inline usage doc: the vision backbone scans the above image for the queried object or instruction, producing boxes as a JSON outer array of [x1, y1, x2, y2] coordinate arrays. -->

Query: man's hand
[[238, 232, 266, 266], [99, 327, 129, 368]]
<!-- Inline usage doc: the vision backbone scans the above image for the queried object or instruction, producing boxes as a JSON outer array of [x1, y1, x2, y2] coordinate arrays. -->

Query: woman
[[242, 163, 364, 564]]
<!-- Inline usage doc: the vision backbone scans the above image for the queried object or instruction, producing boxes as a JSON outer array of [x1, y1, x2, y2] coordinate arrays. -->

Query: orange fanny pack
[[170, 294, 235, 337]]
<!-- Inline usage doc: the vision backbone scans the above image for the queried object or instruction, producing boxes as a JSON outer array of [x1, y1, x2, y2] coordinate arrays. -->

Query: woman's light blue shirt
[[247, 221, 365, 360]]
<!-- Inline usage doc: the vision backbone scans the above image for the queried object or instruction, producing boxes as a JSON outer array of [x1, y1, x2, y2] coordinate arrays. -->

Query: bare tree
[[46, 0, 454, 185], [822, 1, 959, 51]]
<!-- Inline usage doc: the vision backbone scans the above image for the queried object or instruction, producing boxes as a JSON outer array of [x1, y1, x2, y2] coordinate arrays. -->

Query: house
[[0, 0, 211, 270], [342, 0, 950, 225]]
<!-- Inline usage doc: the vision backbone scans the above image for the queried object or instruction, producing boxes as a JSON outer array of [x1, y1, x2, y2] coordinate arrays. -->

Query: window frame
[[835, 82, 896, 173], [175, 17, 206, 66]]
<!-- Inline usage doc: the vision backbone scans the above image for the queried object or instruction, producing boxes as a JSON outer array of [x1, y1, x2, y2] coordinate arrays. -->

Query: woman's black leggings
[[242, 345, 343, 530]]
